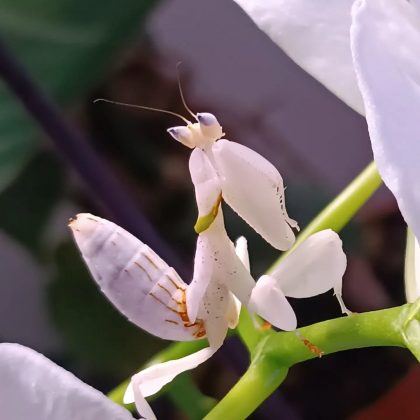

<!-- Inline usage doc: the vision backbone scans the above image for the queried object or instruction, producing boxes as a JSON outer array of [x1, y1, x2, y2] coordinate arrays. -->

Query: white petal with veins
[[212, 139, 297, 250], [351, 0, 420, 244], [70, 214, 203, 342], [0, 343, 135, 420]]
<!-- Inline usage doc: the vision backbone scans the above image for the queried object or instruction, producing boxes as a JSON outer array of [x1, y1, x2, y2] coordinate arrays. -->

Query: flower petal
[[351, 0, 420, 245], [249, 275, 297, 331], [125, 347, 216, 419], [189, 148, 222, 233], [70, 214, 201, 341], [0, 343, 135, 420], [211, 139, 297, 250], [232, 0, 363, 114], [271, 230, 349, 313]]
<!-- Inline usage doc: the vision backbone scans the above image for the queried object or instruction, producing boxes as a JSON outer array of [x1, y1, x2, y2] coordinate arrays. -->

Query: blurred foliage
[[0, 152, 64, 255], [48, 242, 165, 377], [0, 0, 157, 193]]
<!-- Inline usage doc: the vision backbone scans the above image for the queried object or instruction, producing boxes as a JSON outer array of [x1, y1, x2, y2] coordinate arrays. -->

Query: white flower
[[169, 113, 298, 250], [0, 343, 136, 420], [233, 0, 420, 264]]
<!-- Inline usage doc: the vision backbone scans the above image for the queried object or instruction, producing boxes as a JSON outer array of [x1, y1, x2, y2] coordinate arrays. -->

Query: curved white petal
[[351, 0, 420, 244], [0, 343, 135, 420], [211, 140, 298, 250], [271, 230, 349, 313], [233, 0, 364, 114], [70, 214, 202, 342], [248, 275, 297, 331], [124, 347, 216, 420], [189, 148, 222, 226]]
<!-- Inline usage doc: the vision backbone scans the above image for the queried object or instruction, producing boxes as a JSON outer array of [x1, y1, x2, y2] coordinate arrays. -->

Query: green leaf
[[48, 242, 165, 376], [0, 152, 64, 253], [0, 0, 157, 192], [168, 373, 217, 420]]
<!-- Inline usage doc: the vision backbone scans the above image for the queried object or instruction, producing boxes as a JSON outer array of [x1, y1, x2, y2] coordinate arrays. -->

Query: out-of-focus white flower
[[0, 343, 136, 420], [233, 0, 363, 114], [232, 0, 420, 264], [169, 113, 298, 250]]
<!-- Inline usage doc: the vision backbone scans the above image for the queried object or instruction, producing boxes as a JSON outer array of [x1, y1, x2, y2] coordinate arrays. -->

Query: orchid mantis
[[70, 209, 348, 419]]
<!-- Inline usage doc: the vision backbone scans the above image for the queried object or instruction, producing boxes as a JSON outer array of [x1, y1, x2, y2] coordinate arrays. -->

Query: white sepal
[[70, 214, 205, 342], [232, 0, 363, 114], [271, 229, 349, 314], [124, 347, 216, 420], [351, 0, 420, 246], [0, 343, 136, 420], [249, 275, 297, 331], [211, 139, 298, 250]]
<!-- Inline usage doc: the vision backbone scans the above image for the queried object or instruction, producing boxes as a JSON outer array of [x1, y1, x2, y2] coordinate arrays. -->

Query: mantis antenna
[[93, 98, 190, 124], [176, 62, 196, 119]]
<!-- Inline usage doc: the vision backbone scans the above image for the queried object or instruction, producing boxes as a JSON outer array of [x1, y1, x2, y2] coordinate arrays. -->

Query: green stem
[[205, 304, 409, 420]]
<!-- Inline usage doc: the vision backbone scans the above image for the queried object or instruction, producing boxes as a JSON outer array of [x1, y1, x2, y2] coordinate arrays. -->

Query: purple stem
[[0, 37, 187, 276]]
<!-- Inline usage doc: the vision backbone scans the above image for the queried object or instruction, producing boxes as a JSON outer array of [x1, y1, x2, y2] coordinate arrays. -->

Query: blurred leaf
[[48, 242, 165, 376], [0, 152, 64, 253], [167, 373, 217, 420], [0, 0, 157, 191]]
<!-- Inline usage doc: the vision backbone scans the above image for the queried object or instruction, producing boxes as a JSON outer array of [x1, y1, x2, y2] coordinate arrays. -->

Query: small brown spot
[[260, 321, 272, 331]]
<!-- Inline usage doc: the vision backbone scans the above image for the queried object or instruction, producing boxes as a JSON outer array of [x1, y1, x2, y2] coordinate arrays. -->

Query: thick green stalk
[[205, 304, 412, 420]]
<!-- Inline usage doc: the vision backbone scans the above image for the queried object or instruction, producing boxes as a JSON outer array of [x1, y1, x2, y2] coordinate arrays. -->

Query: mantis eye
[[197, 112, 219, 126], [196, 113, 223, 140], [167, 126, 194, 148]]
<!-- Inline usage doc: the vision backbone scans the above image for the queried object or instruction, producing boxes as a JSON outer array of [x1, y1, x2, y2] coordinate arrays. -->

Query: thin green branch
[[204, 304, 413, 420]]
